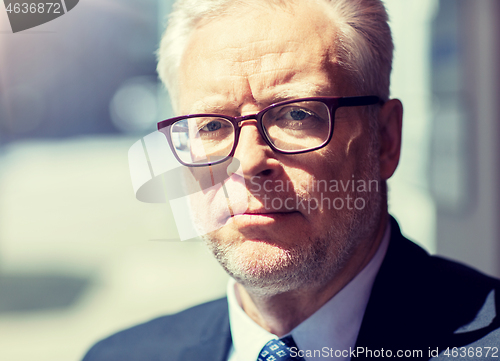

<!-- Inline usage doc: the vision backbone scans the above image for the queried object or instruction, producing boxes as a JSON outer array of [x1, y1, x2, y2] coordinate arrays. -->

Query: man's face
[[178, 1, 383, 294]]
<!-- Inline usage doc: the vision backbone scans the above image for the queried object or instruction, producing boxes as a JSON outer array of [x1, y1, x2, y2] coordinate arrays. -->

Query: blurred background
[[0, 0, 498, 360]]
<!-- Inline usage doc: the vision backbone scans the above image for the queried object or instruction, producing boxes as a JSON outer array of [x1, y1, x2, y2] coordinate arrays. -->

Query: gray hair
[[157, 0, 393, 113]]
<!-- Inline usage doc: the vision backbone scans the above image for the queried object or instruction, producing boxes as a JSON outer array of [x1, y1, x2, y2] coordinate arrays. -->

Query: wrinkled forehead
[[177, 0, 344, 111]]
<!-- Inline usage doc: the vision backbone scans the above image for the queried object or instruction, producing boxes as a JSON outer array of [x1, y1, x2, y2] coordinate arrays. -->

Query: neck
[[235, 211, 389, 337]]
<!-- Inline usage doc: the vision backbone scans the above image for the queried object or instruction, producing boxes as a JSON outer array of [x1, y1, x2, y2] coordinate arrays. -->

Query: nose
[[232, 120, 282, 180]]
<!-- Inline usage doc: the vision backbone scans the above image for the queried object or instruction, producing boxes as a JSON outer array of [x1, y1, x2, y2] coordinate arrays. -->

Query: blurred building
[[429, 0, 500, 278], [0, 0, 161, 143]]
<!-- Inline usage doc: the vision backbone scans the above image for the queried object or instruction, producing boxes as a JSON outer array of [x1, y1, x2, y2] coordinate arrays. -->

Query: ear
[[378, 99, 403, 180]]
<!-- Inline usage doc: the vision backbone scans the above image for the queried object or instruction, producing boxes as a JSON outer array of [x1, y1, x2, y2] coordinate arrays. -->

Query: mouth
[[229, 209, 300, 227], [244, 209, 288, 215]]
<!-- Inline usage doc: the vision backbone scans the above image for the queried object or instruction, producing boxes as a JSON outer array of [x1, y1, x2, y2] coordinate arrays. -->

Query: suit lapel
[[179, 301, 232, 361], [354, 218, 433, 358]]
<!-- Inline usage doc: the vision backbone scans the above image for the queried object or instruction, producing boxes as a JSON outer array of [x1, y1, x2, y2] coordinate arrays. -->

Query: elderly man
[[84, 0, 500, 360]]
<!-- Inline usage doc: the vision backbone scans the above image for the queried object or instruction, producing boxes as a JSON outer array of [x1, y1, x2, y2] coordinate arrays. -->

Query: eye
[[201, 120, 222, 132], [273, 106, 321, 128], [273, 106, 318, 123], [194, 118, 234, 140], [287, 109, 313, 121]]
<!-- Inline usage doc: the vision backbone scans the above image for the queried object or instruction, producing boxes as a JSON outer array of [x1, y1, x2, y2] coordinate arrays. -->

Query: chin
[[203, 230, 348, 296]]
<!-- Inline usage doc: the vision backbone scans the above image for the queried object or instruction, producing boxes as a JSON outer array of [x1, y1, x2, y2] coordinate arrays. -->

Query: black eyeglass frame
[[157, 95, 382, 167]]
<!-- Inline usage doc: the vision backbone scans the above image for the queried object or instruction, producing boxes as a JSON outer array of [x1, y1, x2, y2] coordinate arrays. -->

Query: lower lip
[[230, 212, 298, 226]]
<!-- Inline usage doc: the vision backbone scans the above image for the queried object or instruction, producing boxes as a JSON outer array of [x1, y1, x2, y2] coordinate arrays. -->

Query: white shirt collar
[[227, 222, 391, 361]]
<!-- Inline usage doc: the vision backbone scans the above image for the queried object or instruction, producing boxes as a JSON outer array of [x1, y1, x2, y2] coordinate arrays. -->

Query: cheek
[[285, 134, 375, 203], [331, 115, 364, 153], [322, 118, 372, 174], [188, 185, 233, 230]]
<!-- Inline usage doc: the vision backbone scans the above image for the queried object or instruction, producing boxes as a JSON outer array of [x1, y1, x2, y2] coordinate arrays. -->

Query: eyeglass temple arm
[[338, 96, 383, 108]]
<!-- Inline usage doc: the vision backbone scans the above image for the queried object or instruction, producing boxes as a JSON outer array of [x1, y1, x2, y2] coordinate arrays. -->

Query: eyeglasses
[[157, 95, 381, 167]]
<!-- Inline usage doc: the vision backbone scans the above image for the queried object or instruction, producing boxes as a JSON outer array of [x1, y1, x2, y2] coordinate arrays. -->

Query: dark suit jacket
[[83, 218, 500, 360]]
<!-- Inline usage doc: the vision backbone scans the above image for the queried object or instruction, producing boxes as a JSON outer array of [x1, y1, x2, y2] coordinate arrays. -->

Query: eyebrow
[[264, 83, 327, 104], [188, 98, 240, 114]]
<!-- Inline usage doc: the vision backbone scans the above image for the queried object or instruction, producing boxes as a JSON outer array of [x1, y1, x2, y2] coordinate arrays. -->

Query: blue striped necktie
[[257, 335, 306, 361]]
